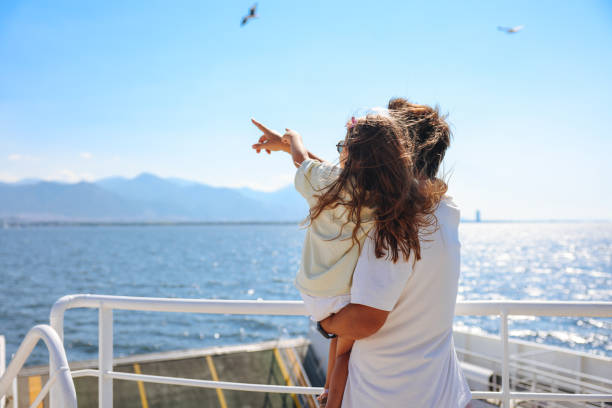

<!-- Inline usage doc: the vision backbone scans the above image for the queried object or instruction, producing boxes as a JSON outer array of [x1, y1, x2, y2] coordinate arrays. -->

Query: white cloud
[[80, 152, 93, 159], [236, 172, 294, 192], [45, 170, 95, 183], [7, 154, 37, 162], [0, 172, 19, 182], [57, 170, 79, 183]]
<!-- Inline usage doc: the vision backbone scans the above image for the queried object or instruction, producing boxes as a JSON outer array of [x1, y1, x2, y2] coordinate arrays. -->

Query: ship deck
[[16, 338, 324, 408], [13, 338, 499, 408]]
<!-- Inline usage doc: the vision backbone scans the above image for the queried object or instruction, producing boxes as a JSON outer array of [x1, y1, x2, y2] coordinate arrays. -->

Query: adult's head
[[309, 113, 446, 263], [388, 98, 451, 180]]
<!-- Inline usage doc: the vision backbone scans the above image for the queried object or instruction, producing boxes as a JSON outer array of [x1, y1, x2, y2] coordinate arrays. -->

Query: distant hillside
[[0, 181, 141, 220], [0, 173, 309, 222]]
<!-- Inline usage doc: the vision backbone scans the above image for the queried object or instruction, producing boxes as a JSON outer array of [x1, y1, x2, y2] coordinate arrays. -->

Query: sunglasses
[[336, 141, 346, 154]]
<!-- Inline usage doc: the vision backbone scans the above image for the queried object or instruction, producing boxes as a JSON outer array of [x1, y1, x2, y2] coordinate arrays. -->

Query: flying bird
[[241, 4, 258, 26], [498, 25, 525, 34]]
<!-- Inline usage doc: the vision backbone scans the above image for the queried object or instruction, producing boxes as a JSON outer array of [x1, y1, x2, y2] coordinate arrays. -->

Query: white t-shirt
[[342, 197, 472, 408]]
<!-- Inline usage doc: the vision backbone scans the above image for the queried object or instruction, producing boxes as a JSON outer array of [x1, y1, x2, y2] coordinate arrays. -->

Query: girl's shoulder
[[296, 159, 342, 194]]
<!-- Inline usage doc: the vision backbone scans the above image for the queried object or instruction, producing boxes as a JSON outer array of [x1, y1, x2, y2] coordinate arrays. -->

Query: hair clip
[[346, 116, 357, 129]]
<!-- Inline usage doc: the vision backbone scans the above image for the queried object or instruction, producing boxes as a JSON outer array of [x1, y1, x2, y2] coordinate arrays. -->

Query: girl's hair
[[308, 111, 448, 263]]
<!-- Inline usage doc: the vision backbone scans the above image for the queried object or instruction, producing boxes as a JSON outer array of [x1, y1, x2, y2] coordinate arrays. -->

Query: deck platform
[[12, 337, 499, 408], [16, 338, 324, 408]]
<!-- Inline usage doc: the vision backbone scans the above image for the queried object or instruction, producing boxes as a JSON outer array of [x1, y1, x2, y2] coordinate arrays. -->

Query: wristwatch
[[316, 321, 337, 339]]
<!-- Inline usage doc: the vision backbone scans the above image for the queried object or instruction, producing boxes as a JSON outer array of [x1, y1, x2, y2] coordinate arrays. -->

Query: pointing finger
[[251, 118, 271, 133]]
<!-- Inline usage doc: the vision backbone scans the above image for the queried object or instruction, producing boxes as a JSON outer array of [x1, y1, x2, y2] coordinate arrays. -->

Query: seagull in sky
[[241, 4, 258, 27], [498, 25, 525, 34]]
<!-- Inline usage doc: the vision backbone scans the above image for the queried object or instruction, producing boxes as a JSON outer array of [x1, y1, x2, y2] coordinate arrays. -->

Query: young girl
[[251, 108, 445, 408]]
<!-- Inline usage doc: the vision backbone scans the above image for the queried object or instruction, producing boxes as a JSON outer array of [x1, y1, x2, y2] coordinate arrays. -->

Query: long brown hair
[[388, 98, 451, 180], [308, 112, 447, 263]]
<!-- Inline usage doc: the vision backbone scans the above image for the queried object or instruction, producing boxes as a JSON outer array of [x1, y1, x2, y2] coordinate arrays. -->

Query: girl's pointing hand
[[251, 118, 290, 154]]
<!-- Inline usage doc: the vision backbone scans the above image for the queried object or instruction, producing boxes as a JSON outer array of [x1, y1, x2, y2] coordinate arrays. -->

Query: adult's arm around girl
[[319, 304, 389, 340]]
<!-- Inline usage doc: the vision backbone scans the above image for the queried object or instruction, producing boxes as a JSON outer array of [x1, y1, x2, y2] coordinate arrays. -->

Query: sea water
[[0, 222, 610, 366]]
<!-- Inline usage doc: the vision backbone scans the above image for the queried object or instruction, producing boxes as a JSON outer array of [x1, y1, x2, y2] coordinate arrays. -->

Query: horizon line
[[1, 219, 610, 227]]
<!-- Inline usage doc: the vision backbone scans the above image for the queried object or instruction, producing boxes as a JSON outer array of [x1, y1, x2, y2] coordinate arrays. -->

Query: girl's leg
[[318, 337, 337, 404], [325, 336, 354, 408], [325, 336, 338, 389]]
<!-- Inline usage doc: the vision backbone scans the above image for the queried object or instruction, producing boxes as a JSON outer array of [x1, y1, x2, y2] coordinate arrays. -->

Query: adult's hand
[[251, 118, 290, 154]]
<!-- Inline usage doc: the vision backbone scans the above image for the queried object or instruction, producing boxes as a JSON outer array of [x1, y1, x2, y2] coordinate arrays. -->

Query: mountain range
[[0, 173, 309, 222]]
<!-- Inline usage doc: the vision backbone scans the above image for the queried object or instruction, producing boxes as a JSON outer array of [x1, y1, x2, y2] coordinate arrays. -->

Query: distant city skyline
[[1, 1, 611, 220]]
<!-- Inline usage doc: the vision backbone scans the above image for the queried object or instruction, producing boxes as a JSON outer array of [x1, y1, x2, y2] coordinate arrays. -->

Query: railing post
[[10, 380, 16, 408], [1, 335, 4, 408], [99, 306, 113, 408], [0, 336, 16, 408], [500, 310, 510, 408], [0, 336, 15, 408], [49, 296, 66, 408]]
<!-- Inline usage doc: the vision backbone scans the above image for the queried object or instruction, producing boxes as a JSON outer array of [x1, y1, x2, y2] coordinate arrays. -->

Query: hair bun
[[388, 97, 412, 111]]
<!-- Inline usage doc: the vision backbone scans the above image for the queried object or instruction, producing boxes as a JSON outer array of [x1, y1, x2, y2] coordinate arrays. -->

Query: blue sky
[[1, 0, 611, 220]]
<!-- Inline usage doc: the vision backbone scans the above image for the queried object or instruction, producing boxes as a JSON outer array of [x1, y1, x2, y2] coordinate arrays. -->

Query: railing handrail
[[0, 325, 76, 408], [46, 294, 612, 408], [49, 295, 308, 340], [49, 294, 612, 340]]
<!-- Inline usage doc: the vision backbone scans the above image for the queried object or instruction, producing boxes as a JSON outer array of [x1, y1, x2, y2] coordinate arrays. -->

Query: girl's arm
[[251, 118, 326, 165], [283, 129, 308, 168]]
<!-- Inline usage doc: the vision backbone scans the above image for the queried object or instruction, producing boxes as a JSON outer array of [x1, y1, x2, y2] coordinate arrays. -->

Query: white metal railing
[[0, 334, 6, 408], [0, 325, 77, 408], [48, 295, 318, 408], [455, 346, 612, 408], [45, 295, 612, 408]]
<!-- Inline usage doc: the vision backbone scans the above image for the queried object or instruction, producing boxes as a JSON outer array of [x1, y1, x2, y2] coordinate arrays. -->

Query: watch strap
[[317, 321, 337, 339]]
